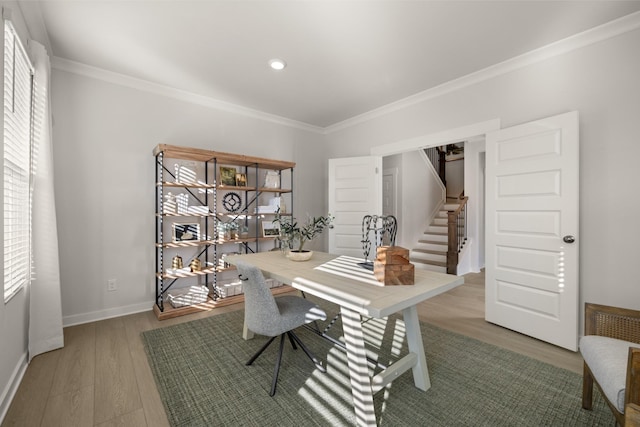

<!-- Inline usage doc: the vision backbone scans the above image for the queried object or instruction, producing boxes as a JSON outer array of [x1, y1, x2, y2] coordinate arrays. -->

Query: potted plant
[[274, 211, 334, 261]]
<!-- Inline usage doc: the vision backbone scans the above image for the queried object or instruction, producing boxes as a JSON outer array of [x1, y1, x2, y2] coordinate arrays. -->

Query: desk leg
[[402, 305, 430, 391], [340, 306, 377, 427]]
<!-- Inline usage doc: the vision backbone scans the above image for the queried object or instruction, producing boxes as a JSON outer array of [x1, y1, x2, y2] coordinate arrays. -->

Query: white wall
[[445, 158, 464, 197], [398, 152, 442, 248], [326, 28, 640, 312], [51, 70, 324, 325]]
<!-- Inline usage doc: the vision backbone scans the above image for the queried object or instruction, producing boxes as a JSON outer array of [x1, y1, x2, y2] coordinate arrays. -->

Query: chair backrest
[[585, 303, 640, 344], [236, 261, 282, 336]]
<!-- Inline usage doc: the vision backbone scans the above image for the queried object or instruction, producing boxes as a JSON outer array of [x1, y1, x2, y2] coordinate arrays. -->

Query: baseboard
[[62, 301, 154, 327], [0, 352, 28, 425]]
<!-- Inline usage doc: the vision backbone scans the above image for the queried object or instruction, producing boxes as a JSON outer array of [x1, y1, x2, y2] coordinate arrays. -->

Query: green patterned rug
[[142, 308, 611, 426]]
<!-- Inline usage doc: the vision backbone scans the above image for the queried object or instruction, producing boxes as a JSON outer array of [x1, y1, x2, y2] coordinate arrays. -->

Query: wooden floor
[[2, 270, 583, 427]]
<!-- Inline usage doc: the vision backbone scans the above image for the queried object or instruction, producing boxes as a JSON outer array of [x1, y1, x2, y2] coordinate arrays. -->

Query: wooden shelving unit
[[153, 144, 295, 319]]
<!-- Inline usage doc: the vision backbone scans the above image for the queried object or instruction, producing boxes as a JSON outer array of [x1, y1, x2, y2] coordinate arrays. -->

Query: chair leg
[[583, 362, 594, 410], [289, 330, 326, 373], [246, 335, 277, 366], [287, 331, 298, 350], [270, 334, 286, 396]]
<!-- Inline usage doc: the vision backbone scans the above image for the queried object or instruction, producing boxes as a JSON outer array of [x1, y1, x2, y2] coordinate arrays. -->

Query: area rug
[[142, 308, 611, 426]]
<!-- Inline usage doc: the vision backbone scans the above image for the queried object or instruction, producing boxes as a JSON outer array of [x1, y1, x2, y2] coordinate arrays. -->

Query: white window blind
[[4, 20, 33, 302]]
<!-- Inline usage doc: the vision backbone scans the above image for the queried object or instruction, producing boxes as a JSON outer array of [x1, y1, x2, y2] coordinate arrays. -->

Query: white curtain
[[28, 40, 63, 360]]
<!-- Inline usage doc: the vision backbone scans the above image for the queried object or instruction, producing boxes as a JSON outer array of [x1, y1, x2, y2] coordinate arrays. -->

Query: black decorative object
[[359, 215, 398, 270], [222, 192, 242, 212]]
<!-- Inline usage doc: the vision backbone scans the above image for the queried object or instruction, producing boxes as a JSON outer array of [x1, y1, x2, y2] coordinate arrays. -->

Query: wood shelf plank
[[157, 181, 216, 189], [156, 265, 237, 279]]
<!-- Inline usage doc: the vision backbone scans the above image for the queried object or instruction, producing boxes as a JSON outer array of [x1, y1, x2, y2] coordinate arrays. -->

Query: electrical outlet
[[107, 279, 117, 292]]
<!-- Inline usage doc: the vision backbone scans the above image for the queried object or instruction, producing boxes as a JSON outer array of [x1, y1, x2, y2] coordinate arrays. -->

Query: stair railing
[[424, 146, 446, 186], [446, 195, 468, 275]]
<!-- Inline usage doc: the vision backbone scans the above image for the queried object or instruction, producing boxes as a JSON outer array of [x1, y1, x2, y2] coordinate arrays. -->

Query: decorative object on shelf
[[239, 225, 249, 239], [172, 255, 184, 269], [261, 220, 280, 237], [222, 192, 242, 213], [163, 192, 177, 214], [167, 285, 208, 308], [228, 221, 239, 239], [273, 211, 334, 261], [264, 170, 280, 188], [176, 193, 189, 214], [235, 173, 247, 187], [219, 252, 240, 268], [373, 246, 414, 286], [189, 258, 202, 272], [187, 205, 209, 215], [219, 166, 237, 186], [254, 197, 281, 214], [174, 162, 197, 184], [272, 197, 286, 213], [360, 215, 398, 270], [172, 223, 200, 242]]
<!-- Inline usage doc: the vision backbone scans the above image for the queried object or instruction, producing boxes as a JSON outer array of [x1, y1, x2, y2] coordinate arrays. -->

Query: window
[[3, 20, 33, 302]]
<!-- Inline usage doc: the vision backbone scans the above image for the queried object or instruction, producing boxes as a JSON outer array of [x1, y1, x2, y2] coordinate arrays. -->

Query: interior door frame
[[371, 119, 500, 273]]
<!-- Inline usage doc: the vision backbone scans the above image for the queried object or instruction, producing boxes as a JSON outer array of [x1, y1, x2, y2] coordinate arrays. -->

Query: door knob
[[563, 235, 575, 244]]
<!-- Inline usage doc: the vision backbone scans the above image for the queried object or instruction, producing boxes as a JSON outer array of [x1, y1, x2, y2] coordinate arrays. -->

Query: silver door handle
[[563, 235, 575, 244]]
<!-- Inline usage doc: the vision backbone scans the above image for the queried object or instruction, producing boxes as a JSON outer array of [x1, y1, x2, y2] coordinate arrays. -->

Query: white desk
[[227, 251, 464, 427]]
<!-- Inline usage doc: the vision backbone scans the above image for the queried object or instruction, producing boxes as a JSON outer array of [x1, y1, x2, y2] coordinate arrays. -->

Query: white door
[[328, 157, 382, 256], [382, 168, 397, 217], [485, 111, 579, 351]]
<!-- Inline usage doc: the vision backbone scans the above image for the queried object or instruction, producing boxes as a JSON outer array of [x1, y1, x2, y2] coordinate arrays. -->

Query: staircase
[[410, 200, 461, 273]]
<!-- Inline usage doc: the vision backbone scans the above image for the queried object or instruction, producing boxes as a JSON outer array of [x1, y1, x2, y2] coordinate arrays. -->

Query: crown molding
[[324, 10, 640, 134], [51, 57, 324, 135]]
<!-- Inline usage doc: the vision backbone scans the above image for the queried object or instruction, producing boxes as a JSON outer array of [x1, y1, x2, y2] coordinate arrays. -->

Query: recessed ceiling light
[[268, 58, 287, 71]]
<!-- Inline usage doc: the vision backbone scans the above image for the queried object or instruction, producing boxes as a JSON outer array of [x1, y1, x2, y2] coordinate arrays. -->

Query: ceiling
[[22, 1, 640, 129]]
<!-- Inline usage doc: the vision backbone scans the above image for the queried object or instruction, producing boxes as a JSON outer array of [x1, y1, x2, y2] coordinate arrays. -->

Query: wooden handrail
[[446, 196, 468, 275]]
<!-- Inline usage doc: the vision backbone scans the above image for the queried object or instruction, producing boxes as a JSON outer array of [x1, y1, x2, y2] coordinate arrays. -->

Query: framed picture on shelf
[[262, 221, 280, 237], [235, 173, 247, 187], [219, 166, 237, 186], [172, 223, 200, 242]]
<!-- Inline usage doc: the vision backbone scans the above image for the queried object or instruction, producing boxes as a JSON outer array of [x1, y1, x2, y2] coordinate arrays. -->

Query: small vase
[[287, 250, 313, 262]]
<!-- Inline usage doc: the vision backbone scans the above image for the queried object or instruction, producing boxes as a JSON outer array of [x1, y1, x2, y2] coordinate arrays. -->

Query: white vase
[[287, 250, 313, 262]]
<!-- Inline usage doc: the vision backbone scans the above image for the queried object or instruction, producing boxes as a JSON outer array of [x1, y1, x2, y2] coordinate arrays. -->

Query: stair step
[[411, 251, 446, 263], [412, 259, 447, 273], [417, 239, 448, 246], [433, 218, 447, 226], [423, 230, 447, 236], [412, 248, 446, 255], [427, 224, 447, 233], [421, 233, 447, 243]]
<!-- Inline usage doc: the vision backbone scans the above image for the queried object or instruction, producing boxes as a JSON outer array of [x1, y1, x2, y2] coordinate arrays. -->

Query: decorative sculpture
[[360, 215, 397, 269]]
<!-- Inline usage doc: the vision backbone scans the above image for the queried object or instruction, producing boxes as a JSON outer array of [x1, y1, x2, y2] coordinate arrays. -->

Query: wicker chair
[[580, 303, 640, 426]]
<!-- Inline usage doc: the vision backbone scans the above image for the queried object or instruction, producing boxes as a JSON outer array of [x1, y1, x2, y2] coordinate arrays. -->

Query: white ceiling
[[22, 1, 640, 128]]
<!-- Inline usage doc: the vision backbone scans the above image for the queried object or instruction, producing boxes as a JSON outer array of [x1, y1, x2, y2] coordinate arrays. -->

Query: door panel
[[329, 157, 382, 256], [485, 111, 579, 351]]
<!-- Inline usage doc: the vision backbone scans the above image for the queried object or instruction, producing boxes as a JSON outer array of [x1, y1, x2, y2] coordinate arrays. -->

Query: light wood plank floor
[[2, 270, 583, 426]]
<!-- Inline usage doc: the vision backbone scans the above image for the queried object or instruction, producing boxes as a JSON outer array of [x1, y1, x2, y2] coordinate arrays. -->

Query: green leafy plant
[[274, 211, 334, 252]]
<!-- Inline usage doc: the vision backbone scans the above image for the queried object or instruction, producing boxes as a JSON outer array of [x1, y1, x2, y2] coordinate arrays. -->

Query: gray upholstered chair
[[237, 260, 327, 396], [580, 303, 640, 426]]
